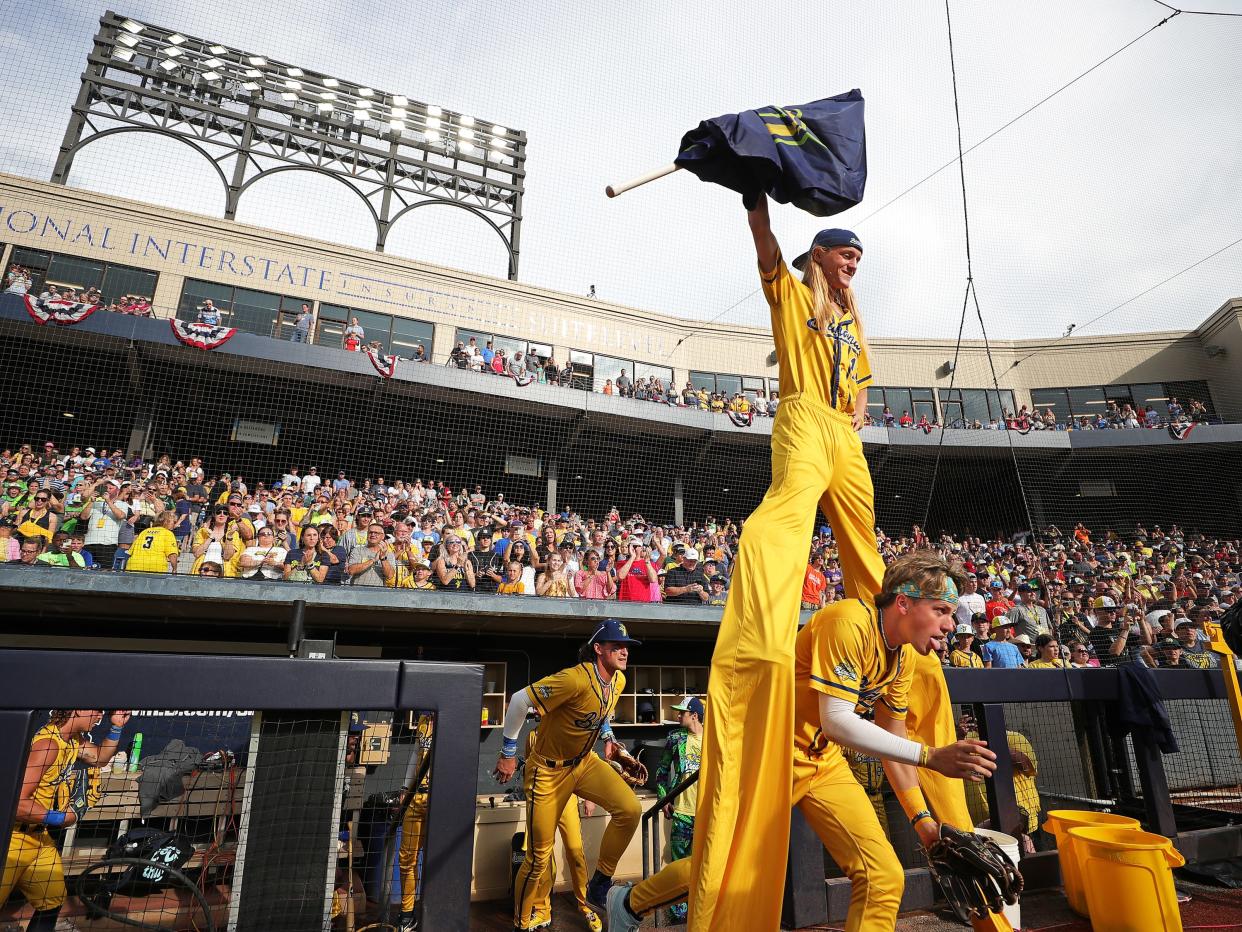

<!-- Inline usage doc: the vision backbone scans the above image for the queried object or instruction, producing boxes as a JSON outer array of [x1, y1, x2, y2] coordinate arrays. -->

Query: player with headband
[[609, 552, 999, 932]]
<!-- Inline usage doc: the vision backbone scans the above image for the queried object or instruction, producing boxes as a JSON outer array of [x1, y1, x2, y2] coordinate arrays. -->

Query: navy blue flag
[[674, 89, 866, 217]]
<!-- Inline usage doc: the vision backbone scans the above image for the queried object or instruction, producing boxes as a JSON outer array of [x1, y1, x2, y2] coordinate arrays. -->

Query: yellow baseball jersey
[[760, 256, 872, 413], [27, 724, 81, 813], [525, 662, 624, 763], [950, 648, 984, 669], [125, 526, 179, 573], [794, 599, 913, 761], [1027, 658, 1069, 669]]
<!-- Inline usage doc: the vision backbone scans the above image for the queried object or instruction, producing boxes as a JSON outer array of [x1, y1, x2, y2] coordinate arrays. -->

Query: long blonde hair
[[801, 250, 870, 362]]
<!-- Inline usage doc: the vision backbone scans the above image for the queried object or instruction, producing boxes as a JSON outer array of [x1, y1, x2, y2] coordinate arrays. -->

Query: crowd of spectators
[[1, 439, 1237, 672], [863, 398, 1213, 432], [5, 265, 153, 315]]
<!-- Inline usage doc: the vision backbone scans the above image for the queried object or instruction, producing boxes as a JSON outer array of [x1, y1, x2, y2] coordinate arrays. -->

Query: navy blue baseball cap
[[792, 228, 864, 272], [588, 618, 641, 646], [671, 696, 705, 718]]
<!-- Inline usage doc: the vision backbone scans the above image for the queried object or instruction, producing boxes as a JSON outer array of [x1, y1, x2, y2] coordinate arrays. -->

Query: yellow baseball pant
[[1, 829, 66, 911], [691, 394, 881, 931], [521, 796, 592, 926], [635, 754, 903, 931], [514, 752, 640, 928], [399, 792, 428, 913]]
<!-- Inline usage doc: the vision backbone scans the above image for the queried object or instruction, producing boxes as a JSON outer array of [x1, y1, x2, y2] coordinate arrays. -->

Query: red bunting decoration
[[1167, 422, 1196, 441], [509, 368, 535, 388], [726, 409, 754, 428], [170, 318, 237, 350], [24, 295, 100, 326], [364, 346, 398, 378]]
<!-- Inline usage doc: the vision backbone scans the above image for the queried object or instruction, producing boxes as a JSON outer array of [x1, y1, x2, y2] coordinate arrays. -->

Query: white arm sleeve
[[502, 688, 535, 741], [819, 694, 924, 766]]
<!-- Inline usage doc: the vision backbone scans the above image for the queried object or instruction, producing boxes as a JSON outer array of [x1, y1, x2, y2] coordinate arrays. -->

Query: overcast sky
[[1, 0, 1239, 351]]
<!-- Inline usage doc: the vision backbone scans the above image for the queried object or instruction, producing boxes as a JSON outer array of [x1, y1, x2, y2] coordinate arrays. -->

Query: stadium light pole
[[52, 11, 527, 279]]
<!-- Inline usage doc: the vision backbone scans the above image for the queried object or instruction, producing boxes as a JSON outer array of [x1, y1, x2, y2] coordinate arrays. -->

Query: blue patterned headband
[[894, 578, 960, 605]]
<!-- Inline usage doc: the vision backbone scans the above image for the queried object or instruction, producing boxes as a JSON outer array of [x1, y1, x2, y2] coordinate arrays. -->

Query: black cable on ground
[[74, 857, 216, 932]]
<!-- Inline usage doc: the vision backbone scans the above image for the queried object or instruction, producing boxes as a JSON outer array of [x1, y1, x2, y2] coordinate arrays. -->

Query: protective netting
[[2, 708, 436, 932]]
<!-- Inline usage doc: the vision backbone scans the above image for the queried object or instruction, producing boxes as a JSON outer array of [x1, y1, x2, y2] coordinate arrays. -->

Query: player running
[[610, 552, 1001, 932], [494, 619, 643, 932]]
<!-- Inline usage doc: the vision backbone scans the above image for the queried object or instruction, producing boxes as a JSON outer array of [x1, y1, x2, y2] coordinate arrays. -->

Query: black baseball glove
[[926, 824, 1023, 921]]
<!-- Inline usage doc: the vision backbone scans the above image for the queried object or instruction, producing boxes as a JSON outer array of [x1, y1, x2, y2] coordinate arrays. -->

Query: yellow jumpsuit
[[634, 601, 912, 930], [513, 662, 641, 930], [690, 254, 877, 930], [1, 724, 80, 911], [520, 729, 597, 927], [399, 715, 434, 914]]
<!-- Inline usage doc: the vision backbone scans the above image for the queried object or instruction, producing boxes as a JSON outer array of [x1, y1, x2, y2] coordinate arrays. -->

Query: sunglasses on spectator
[[33, 496, 48, 503], [199, 566, 222, 576]]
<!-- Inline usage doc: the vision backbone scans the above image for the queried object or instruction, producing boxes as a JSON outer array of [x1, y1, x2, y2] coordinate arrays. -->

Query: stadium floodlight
[[65, 11, 528, 278]]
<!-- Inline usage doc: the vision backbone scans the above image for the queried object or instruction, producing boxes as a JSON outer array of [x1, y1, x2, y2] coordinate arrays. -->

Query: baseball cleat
[[585, 872, 613, 913], [606, 883, 641, 932], [581, 907, 603, 931]]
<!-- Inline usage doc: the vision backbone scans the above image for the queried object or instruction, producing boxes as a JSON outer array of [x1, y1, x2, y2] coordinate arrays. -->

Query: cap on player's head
[[671, 695, 705, 720], [588, 618, 641, 647], [792, 228, 863, 272]]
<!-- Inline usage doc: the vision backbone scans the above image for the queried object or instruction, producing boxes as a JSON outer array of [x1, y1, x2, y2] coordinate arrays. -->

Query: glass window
[[715, 373, 742, 398], [1129, 383, 1166, 413], [911, 387, 937, 423], [527, 341, 552, 365], [177, 280, 233, 323], [1067, 386, 1107, 420], [6, 249, 50, 294], [689, 370, 716, 392], [101, 265, 158, 303], [569, 350, 594, 391], [1031, 388, 1070, 425], [46, 255, 105, 292], [316, 303, 349, 346], [634, 362, 673, 394], [348, 309, 393, 351], [595, 354, 631, 393], [230, 287, 283, 337], [886, 388, 913, 421], [393, 318, 434, 360], [742, 376, 766, 398], [1163, 380, 1214, 418]]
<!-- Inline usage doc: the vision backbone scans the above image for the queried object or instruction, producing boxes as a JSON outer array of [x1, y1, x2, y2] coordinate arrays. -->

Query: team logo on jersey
[[573, 711, 602, 730], [24, 295, 101, 326], [805, 318, 862, 353], [536, 685, 553, 700], [833, 660, 859, 683], [170, 319, 237, 350]]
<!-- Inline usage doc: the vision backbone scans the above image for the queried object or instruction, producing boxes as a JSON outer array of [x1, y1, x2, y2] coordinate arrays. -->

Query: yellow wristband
[[895, 785, 930, 822]]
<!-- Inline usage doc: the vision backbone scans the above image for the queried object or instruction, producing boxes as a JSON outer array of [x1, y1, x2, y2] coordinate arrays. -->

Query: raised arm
[[747, 193, 779, 274]]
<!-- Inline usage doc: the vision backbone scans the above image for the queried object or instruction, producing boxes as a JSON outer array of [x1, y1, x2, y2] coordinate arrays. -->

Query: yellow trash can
[[1067, 826, 1185, 932], [1043, 809, 1141, 916]]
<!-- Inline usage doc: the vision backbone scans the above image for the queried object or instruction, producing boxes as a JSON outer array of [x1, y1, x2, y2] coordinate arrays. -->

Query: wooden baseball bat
[[605, 163, 680, 198]]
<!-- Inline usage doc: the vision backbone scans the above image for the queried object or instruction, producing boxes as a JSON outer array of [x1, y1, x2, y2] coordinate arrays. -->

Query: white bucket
[[973, 828, 1022, 930]]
